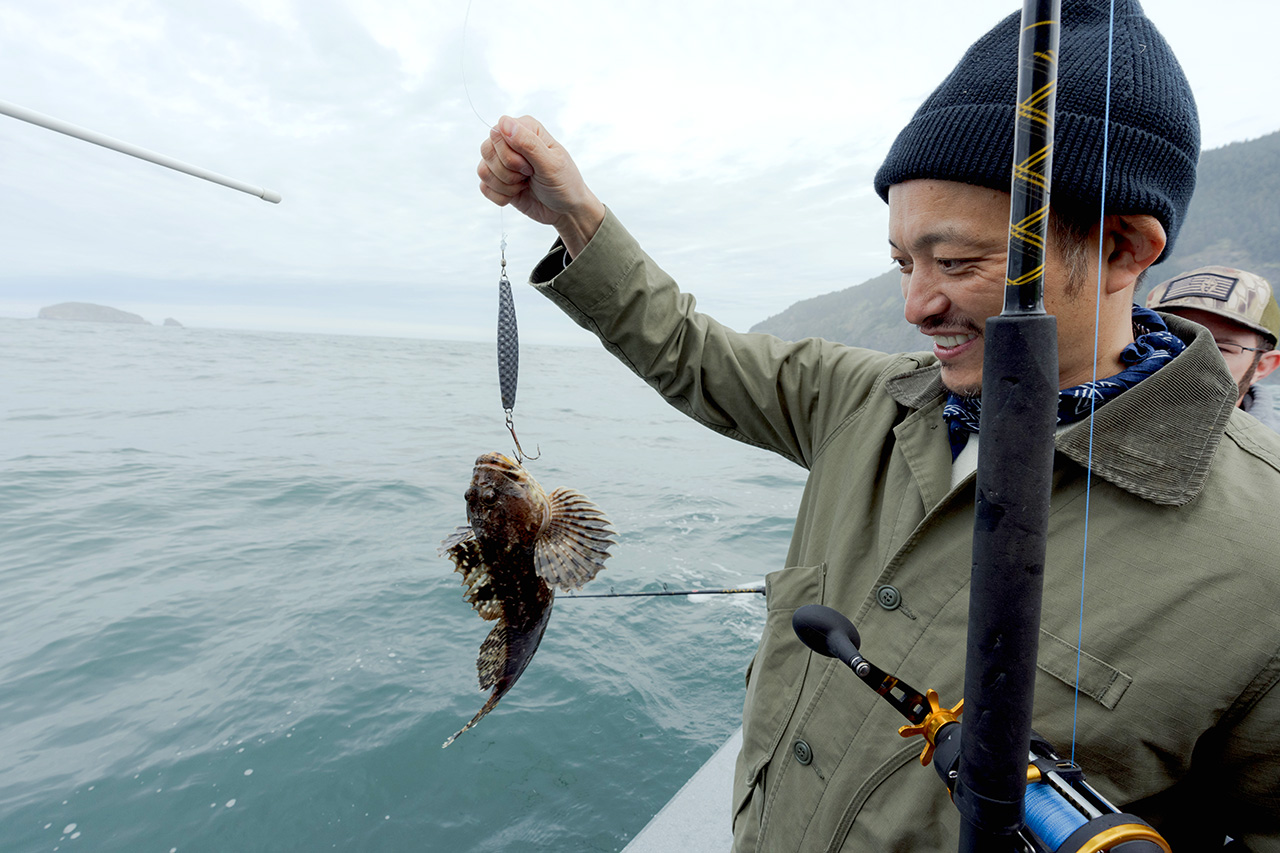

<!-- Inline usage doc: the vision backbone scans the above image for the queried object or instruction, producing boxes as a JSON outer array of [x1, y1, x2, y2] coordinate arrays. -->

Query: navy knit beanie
[[874, 0, 1199, 261]]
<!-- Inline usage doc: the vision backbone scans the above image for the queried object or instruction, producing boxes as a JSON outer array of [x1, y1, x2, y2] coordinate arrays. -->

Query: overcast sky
[[1, 0, 1276, 345]]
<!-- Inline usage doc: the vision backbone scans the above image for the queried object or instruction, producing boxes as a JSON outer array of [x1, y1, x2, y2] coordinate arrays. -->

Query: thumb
[[495, 115, 556, 176]]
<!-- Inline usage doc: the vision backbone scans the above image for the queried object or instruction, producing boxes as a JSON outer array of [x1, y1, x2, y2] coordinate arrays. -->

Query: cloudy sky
[[1, 0, 1276, 345]]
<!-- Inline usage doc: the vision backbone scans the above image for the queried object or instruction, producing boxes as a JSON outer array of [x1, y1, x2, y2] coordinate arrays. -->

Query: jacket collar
[[884, 313, 1236, 506]]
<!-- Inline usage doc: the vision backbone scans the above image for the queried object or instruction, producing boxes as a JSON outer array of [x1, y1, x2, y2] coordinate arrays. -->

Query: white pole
[[0, 99, 281, 204]]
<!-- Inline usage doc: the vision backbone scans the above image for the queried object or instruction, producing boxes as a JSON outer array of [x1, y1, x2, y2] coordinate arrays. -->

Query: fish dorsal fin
[[441, 527, 503, 622], [534, 488, 616, 591]]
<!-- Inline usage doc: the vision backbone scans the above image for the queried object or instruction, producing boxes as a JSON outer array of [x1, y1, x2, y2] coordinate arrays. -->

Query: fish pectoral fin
[[444, 537, 504, 621], [438, 525, 475, 556], [534, 488, 616, 591]]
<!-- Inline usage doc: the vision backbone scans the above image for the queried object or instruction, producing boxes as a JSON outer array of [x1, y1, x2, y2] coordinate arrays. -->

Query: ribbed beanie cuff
[[873, 0, 1199, 261]]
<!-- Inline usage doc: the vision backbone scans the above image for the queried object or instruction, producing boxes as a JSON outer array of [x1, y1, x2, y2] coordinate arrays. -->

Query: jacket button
[[876, 584, 902, 610], [793, 739, 813, 765]]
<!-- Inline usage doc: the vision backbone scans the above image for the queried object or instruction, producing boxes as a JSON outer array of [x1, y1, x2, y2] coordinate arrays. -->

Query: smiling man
[[476, 1, 1280, 850]]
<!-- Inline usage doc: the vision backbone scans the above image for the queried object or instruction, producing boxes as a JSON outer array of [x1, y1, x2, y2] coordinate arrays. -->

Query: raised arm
[[477, 117, 910, 467]]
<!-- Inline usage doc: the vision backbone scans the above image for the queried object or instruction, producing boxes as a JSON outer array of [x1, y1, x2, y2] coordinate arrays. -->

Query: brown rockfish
[[439, 452, 615, 747]]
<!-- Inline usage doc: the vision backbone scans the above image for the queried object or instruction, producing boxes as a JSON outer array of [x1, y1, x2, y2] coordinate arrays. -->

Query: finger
[[489, 125, 534, 177], [479, 181, 515, 208], [477, 160, 527, 199], [495, 115, 559, 176], [514, 114, 558, 148], [480, 138, 530, 186], [478, 142, 527, 186]]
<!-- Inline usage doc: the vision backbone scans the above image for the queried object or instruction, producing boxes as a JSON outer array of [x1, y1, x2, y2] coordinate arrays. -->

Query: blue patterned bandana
[[943, 304, 1186, 459]]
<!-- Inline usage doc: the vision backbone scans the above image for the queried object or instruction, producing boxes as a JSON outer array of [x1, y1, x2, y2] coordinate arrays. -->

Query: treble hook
[[505, 409, 540, 464]]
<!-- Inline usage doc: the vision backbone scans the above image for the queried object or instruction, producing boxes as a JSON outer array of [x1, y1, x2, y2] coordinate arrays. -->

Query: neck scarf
[[943, 304, 1185, 459]]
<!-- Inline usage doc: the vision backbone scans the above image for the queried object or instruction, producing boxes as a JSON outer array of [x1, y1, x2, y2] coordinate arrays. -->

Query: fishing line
[[461, 0, 493, 129], [1071, 0, 1117, 764], [462, 0, 537, 461], [560, 583, 766, 600]]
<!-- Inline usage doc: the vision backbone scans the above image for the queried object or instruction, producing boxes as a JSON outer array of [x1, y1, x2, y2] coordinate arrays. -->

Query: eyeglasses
[[1215, 341, 1265, 357]]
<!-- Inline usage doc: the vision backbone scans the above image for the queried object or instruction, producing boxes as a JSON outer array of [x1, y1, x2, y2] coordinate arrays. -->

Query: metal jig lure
[[496, 236, 538, 462]]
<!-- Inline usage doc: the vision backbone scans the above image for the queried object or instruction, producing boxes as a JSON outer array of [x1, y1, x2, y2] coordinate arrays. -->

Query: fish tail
[[441, 693, 502, 748]]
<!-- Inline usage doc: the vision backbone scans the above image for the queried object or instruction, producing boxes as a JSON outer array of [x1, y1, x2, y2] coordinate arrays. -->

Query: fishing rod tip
[[259, 188, 282, 204]]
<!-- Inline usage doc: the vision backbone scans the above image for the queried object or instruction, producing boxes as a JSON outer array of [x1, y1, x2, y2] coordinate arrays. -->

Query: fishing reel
[[792, 605, 1170, 853]]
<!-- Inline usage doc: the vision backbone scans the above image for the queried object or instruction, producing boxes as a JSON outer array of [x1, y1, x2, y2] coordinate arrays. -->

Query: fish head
[[464, 452, 550, 550]]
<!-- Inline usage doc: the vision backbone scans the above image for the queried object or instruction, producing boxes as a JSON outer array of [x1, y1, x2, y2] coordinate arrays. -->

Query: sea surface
[[0, 317, 805, 852]]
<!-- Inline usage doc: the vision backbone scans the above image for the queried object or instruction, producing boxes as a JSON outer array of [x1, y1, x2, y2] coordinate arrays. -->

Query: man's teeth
[[934, 333, 976, 348]]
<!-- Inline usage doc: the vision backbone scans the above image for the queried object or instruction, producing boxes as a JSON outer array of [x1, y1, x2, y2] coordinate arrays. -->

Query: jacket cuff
[[528, 208, 646, 318]]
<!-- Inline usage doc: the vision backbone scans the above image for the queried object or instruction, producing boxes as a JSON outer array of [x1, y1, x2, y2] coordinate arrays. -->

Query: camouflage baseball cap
[[1146, 265, 1280, 345]]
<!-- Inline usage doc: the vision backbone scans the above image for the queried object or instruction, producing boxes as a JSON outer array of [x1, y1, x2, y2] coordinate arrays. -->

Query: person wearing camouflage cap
[[1147, 265, 1280, 428]]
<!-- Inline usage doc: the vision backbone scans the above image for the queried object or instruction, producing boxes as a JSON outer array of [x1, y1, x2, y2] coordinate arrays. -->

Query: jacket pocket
[[1037, 628, 1133, 710], [733, 563, 827, 828]]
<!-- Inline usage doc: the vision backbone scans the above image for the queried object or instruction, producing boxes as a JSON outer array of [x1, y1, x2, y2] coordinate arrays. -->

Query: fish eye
[[467, 485, 498, 505]]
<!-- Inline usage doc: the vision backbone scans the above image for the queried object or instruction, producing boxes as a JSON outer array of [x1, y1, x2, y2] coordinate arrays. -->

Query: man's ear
[[1101, 214, 1167, 295], [1253, 349, 1280, 383]]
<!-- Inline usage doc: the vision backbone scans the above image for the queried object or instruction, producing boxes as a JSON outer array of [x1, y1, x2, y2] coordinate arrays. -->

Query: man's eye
[[893, 257, 912, 273]]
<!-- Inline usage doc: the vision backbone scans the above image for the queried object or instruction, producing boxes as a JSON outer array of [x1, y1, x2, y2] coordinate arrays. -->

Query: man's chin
[[939, 368, 982, 398]]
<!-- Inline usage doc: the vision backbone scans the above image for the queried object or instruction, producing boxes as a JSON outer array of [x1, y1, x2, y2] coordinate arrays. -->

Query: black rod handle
[[792, 604, 863, 666]]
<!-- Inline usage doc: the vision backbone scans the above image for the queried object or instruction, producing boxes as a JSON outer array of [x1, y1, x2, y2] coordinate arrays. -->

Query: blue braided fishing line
[[1074, 0, 1118, 767], [1024, 782, 1088, 850]]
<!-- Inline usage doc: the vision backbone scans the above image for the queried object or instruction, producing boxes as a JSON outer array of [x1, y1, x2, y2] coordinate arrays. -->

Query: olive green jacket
[[531, 210, 1280, 852]]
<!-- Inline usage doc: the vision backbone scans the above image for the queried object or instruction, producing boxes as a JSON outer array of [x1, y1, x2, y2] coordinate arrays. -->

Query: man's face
[[888, 179, 1099, 396]]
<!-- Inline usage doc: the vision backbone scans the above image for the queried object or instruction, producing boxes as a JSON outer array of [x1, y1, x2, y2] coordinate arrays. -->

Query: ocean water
[[0, 317, 804, 852]]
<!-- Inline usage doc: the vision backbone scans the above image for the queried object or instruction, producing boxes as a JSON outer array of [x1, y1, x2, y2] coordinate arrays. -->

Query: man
[[477, 1, 1280, 850], [1147, 266, 1280, 429]]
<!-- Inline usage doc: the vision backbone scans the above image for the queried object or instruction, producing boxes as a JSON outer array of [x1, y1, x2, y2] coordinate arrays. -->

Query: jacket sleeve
[[529, 209, 910, 468]]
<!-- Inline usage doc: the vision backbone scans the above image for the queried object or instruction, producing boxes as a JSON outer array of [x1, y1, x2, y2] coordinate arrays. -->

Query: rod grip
[[955, 312, 1059, 839]]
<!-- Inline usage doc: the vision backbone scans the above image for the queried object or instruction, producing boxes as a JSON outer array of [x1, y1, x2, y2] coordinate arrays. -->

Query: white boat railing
[[622, 727, 739, 853]]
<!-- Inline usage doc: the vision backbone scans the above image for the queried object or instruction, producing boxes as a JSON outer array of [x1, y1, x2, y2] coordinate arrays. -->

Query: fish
[[439, 452, 615, 747]]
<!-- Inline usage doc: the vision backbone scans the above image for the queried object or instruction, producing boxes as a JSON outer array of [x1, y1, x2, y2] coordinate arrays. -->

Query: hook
[[505, 409, 540, 463]]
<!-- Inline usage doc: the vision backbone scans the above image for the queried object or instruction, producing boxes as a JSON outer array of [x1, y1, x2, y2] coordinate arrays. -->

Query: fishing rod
[[0, 98, 281, 203], [955, 0, 1062, 848], [560, 582, 765, 600]]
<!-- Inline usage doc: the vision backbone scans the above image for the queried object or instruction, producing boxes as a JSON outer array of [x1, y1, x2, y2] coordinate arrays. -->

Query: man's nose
[[902, 268, 949, 327]]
